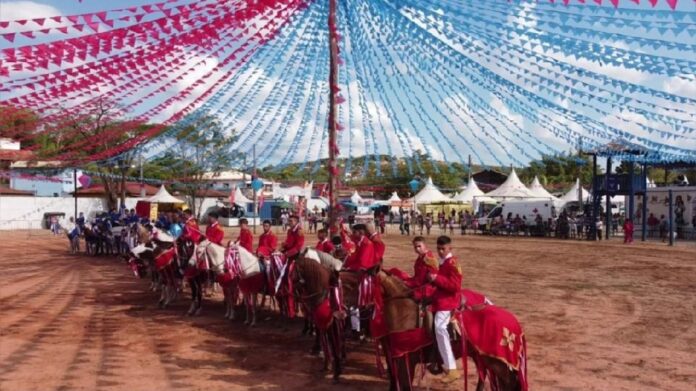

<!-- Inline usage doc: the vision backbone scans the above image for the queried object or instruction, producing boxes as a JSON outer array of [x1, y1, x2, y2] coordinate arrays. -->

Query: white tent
[[388, 191, 401, 202], [528, 176, 559, 200], [147, 185, 185, 204], [453, 179, 484, 202], [559, 178, 591, 203], [272, 181, 313, 201], [350, 190, 363, 205], [414, 177, 451, 203], [485, 169, 540, 199], [230, 186, 253, 207]]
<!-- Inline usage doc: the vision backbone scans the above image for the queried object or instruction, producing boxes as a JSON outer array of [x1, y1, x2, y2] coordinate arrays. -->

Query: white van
[[478, 199, 556, 227]]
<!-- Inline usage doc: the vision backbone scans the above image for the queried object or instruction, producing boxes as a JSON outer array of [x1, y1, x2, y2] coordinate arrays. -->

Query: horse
[[226, 244, 266, 326], [187, 239, 228, 316], [376, 271, 527, 391], [292, 252, 346, 383]]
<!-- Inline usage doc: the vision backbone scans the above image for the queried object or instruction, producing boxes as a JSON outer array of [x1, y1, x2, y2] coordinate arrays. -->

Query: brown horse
[[377, 271, 525, 391], [292, 255, 345, 383]]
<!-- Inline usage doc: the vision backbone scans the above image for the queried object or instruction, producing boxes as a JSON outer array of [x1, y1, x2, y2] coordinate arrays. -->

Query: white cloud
[[663, 76, 696, 98], [0, 1, 62, 32]]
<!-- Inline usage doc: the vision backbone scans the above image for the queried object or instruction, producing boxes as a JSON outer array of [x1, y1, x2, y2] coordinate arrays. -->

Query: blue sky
[[1, 0, 694, 171]]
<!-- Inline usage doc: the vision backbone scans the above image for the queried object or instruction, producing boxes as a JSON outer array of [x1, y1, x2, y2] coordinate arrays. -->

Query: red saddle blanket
[[458, 305, 526, 374], [154, 248, 176, 271]]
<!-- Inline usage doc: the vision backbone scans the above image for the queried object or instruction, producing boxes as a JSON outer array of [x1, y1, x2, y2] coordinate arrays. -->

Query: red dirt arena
[[1, 229, 694, 391]]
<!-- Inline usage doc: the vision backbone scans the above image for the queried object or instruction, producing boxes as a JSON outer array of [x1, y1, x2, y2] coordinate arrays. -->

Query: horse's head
[[293, 256, 332, 308], [152, 227, 175, 244], [136, 223, 151, 244]]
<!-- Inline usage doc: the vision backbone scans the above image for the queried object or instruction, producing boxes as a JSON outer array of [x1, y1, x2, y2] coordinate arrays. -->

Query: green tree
[[164, 113, 237, 218]]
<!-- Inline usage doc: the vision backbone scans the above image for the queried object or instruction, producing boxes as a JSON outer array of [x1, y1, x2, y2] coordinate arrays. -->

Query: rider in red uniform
[[282, 215, 304, 260], [367, 223, 385, 265], [315, 228, 335, 254], [256, 220, 278, 258], [205, 212, 224, 245], [343, 224, 376, 272], [181, 209, 201, 243], [237, 218, 254, 252]]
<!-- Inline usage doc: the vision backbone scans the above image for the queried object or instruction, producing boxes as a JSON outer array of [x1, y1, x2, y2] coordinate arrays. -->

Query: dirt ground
[[1, 227, 694, 391]]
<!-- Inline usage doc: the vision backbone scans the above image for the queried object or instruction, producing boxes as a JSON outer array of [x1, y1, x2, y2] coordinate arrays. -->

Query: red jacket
[[431, 254, 462, 312], [182, 217, 201, 243], [238, 227, 253, 253], [408, 251, 438, 301], [343, 236, 376, 271], [205, 222, 224, 246], [369, 232, 385, 262], [282, 224, 304, 258], [316, 238, 335, 254], [257, 231, 278, 257]]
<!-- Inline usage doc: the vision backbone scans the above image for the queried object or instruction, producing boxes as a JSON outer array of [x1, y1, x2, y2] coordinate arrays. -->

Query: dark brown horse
[[377, 271, 525, 391], [292, 255, 345, 383]]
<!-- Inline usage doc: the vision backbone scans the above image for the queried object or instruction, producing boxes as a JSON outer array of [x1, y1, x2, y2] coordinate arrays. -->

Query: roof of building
[[0, 185, 34, 195], [73, 182, 160, 197]]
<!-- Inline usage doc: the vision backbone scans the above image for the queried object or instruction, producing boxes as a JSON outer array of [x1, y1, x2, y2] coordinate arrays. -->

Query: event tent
[[528, 176, 559, 200], [350, 190, 363, 205], [559, 178, 591, 204], [485, 169, 540, 199], [147, 185, 185, 204], [414, 177, 451, 203], [453, 179, 484, 202]]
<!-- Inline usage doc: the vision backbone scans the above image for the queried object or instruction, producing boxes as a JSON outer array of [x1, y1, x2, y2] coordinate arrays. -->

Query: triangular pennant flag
[[33, 18, 45, 26], [2, 33, 15, 42]]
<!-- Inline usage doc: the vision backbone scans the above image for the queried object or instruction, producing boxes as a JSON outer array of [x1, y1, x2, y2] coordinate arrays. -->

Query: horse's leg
[[251, 294, 258, 327], [330, 321, 343, 383], [158, 271, 167, 308], [187, 276, 199, 316]]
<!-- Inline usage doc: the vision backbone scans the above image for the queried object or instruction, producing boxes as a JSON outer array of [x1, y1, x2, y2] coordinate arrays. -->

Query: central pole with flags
[[327, 0, 339, 233], [252, 144, 257, 234]]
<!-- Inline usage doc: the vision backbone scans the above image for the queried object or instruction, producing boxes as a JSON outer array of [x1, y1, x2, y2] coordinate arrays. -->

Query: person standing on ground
[[623, 218, 634, 244], [595, 218, 603, 241]]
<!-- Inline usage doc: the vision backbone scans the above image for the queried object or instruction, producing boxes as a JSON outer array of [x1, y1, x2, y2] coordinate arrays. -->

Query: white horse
[[187, 239, 227, 316]]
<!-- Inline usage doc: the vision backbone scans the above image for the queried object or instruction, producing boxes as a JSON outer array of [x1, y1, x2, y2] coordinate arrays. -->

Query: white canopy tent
[[485, 169, 541, 199], [528, 176, 559, 200], [350, 190, 364, 205], [272, 181, 313, 201], [559, 178, 591, 204], [147, 185, 185, 204], [232, 186, 253, 207], [453, 179, 484, 202], [414, 177, 451, 203]]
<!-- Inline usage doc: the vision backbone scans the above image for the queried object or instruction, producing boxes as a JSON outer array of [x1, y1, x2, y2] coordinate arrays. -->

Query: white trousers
[[435, 311, 457, 370], [350, 307, 361, 332]]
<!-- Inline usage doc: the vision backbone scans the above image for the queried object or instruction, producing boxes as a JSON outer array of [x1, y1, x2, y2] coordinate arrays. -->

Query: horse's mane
[[377, 271, 411, 298]]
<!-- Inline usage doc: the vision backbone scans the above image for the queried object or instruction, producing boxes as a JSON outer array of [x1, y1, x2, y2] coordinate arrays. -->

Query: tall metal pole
[[605, 157, 612, 240], [628, 161, 635, 221], [591, 154, 598, 240], [73, 168, 78, 220], [641, 163, 648, 241], [327, 0, 339, 234], [139, 153, 145, 198], [253, 144, 257, 234], [668, 189, 674, 246]]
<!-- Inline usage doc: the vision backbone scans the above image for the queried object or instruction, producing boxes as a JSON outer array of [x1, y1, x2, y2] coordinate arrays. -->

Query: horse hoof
[[194, 307, 202, 316], [332, 378, 340, 385]]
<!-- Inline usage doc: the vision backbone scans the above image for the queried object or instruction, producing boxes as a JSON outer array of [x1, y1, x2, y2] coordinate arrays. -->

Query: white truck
[[478, 199, 556, 227]]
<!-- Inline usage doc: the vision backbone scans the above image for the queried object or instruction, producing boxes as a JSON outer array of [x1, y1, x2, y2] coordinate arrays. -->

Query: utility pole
[[73, 168, 78, 220], [253, 144, 257, 234], [327, 0, 339, 233]]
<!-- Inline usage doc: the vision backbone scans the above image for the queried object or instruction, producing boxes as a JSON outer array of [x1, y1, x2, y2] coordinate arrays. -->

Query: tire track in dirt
[[0, 268, 78, 334], [0, 264, 72, 303], [0, 271, 84, 379]]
